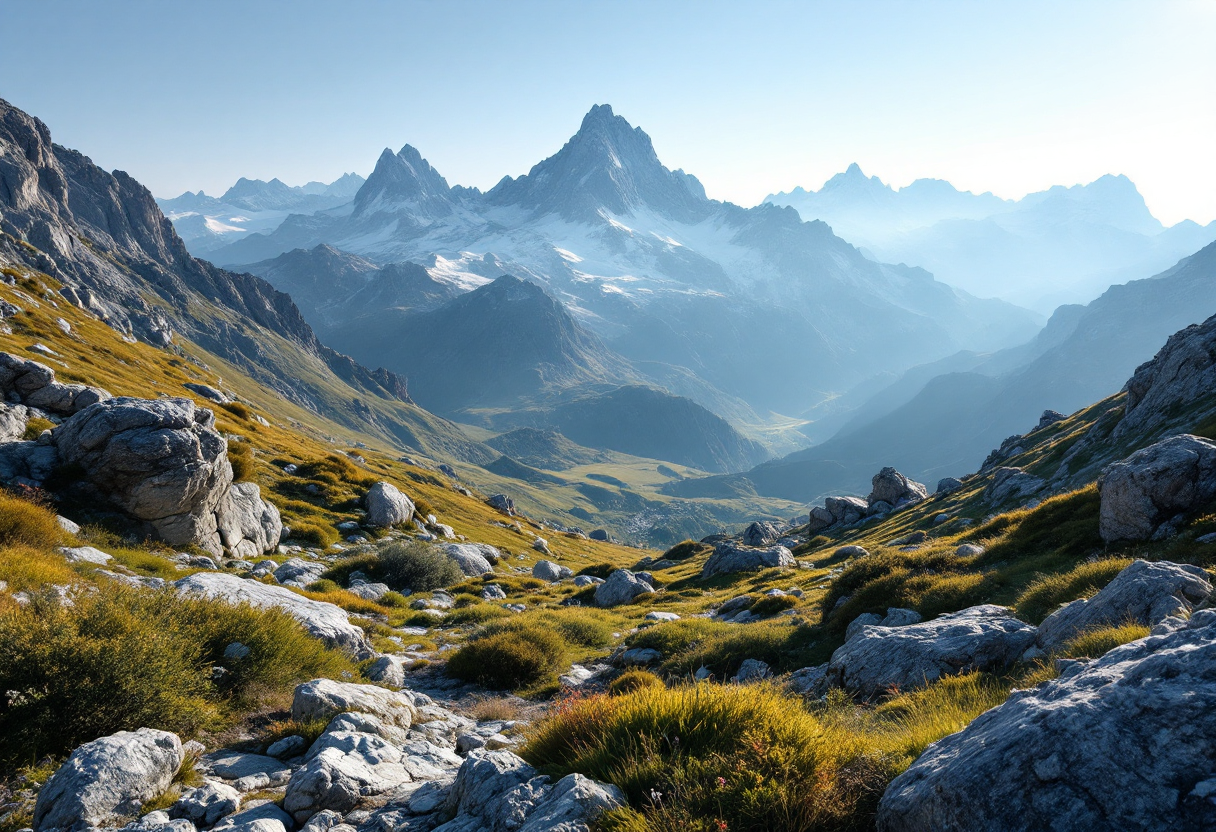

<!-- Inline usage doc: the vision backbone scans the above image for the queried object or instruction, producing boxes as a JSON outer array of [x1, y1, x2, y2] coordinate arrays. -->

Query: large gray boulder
[[877, 611, 1216, 832], [827, 605, 1036, 698], [219, 481, 283, 560], [532, 560, 571, 582], [176, 573, 372, 657], [443, 543, 496, 576], [1036, 559, 1212, 650], [1098, 434, 1216, 542], [443, 749, 538, 822], [742, 520, 781, 547], [33, 728, 183, 832], [0, 352, 110, 416], [283, 729, 412, 821], [364, 481, 414, 528], [290, 678, 418, 730], [868, 467, 927, 508], [594, 569, 654, 607], [0, 436, 59, 486], [52, 396, 278, 556], [825, 495, 868, 524], [983, 466, 1045, 505], [700, 541, 794, 579]]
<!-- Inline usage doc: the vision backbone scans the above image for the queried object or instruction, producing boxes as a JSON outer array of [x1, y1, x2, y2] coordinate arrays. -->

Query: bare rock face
[[33, 728, 183, 832], [1036, 559, 1212, 651], [1098, 434, 1216, 542], [51, 396, 279, 556], [827, 605, 1036, 699], [1117, 313, 1216, 440], [176, 574, 372, 657], [0, 352, 110, 416], [364, 481, 414, 528], [701, 541, 795, 579], [877, 611, 1216, 832], [742, 520, 782, 547], [594, 569, 655, 607], [867, 467, 928, 508], [983, 466, 1045, 505]]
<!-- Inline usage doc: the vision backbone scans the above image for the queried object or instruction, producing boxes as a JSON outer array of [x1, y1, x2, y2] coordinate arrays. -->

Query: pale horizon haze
[[2, 0, 1214, 225]]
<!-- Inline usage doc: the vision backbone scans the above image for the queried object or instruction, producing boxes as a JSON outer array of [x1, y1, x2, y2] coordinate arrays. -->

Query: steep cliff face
[[0, 97, 411, 413]]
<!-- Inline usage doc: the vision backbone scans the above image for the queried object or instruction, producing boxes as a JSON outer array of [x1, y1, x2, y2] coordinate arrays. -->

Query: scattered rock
[[170, 781, 241, 827], [827, 605, 1036, 698], [58, 545, 111, 565], [983, 467, 1045, 505], [532, 560, 571, 582], [481, 584, 507, 600], [183, 383, 229, 403], [644, 611, 680, 622], [700, 541, 794, 579], [532, 537, 551, 555], [955, 543, 985, 557], [487, 493, 515, 515], [1037, 410, 1066, 429], [266, 735, 307, 759], [617, 647, 662, 666], [1036, 559, 1212, 650], [443, 543, 495, 577], [589, 529, 611, 542], [877, 612, 1216, 832], [364, 481, 414, 528], [33, 728, 183, 832], [1098, 434, 1216, 542], [868, 467, 928, 508], [936, 477, 964, 495], [835, 545, 868, 559], [290, 679, 418, 731], [594, 569, 654, 607], [845, 607, 922, 641], [733, 658, 772, 683], [742, 520, 782, 547], [366, 655, 408, 689], [0, 352, 109, 417], [176, 573, 371, 657]]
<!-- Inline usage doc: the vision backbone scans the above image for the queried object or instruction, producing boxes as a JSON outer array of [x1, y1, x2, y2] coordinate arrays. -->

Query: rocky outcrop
[[594, 569, 654, 607], [364, 481, 414, 528], [443, 543, 495, 577], [176, 573, 372, 657], [868, 467, 928, 507], [982, 466, 1045, 505], [0, 352, 110, 416], [700, 541, 795, 578], [935, 477, 964, 495], [51, 396, 279, 556], [1117, 313, 1216, 440], [1035, 559, 1212, 650], [827, 605, 1036, 698], [877, 611, 1216, 832], [290, 678, 419, 730], [742, 520, 782, 547], [845, 607, 921, 641], [1098, 434, 1216, 542], [283, 726, 415, 821], [33, 728, 183, 832]]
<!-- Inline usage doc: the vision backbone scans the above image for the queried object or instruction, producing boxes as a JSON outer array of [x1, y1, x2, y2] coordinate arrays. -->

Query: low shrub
[[307, 579, 342, 593], [608, 670, 663, 696], [1015, 558, 1132, 623], [379, 591, 410, 608], [1060, 622, 1151, 658], [220, 401, 251, 421], [446, 629, 565, 690], [750, 594, 798, 617], [627, 619, 827, 679], [445, 603, 512, 626], [577, 563, 617, 579], [525, 676, 1014, 832], [228, 441, 254, 482], [478, 609, 616, 650], [0, 490, 62, 550], [376, 541, 464, 592], [662, 540, 710, 561], [0, 545, 78, 590], [0, 587, 352, 768]]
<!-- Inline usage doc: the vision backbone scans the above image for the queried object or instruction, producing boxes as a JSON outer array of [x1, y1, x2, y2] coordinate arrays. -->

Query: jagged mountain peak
[[353, 143, 453, 218], [487, 103, 710, 223]]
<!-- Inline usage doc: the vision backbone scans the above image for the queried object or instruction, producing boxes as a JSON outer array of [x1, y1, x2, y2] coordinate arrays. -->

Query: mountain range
[[172, 106, 1041, 457], [767, 165, 1216, 312]]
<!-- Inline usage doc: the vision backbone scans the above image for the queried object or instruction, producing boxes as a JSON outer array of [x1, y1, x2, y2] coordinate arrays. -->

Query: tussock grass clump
[[20, 416, 55, 441], [526, 676, 1014, 832], [0, 490, 63, 550], [609, 670, 663, 696], [284, 520, 338, 548], [0, 587, 352, 767], [220, 401, 251, 421], [479, 608, 616, 650], [629, 619, 827, 680], [1060, 622, 1151, 658], [750, 594, 798, 617], [446, 629, 565, 690], [1015, 558, 1133, 624], [324, 542, 463, 593], [661, 539, 711, 562], [227, 440, 254, 482]]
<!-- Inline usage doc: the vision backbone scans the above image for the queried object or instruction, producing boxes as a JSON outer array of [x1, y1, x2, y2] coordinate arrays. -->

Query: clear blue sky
[[3, 0, 1214, 224]]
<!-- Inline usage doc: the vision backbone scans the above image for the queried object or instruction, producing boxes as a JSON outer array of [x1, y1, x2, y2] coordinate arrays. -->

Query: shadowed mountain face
[[680, 239, 1216, 502], [199, 104, 1041, 426], [768, 165, 1216, 312], [325, 274, 638, 416]]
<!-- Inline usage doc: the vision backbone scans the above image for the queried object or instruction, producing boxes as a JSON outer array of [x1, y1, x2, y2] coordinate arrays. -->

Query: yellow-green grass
[[1060, 622, 1152, 658]]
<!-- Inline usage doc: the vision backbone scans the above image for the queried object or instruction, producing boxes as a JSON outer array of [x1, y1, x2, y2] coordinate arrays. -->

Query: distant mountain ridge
[[767, 165, 1216, 312], [196, 104, 1040, 435]]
